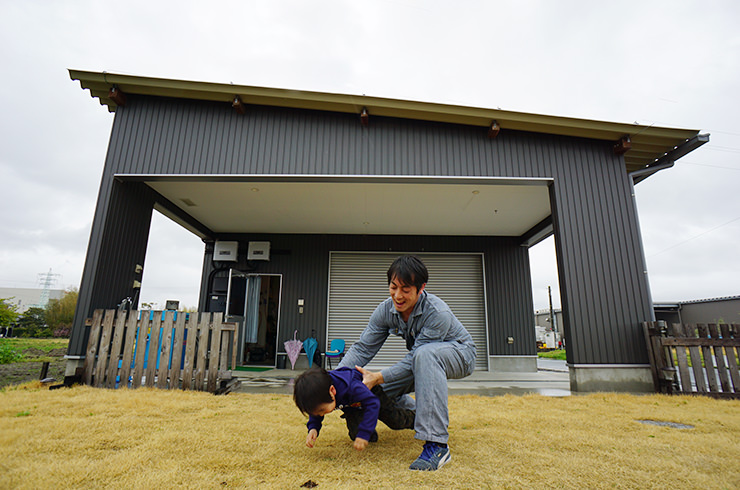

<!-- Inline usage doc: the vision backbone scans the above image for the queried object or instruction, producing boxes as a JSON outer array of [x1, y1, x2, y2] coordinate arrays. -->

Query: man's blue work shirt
[[338, 291, 476, 385]]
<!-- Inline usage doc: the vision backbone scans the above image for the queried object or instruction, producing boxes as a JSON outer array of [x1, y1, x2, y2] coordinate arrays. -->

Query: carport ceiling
[[143, 177, 552, 237]]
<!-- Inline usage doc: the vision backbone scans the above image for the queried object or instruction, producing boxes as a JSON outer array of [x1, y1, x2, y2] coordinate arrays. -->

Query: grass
[[0, 338, 68, 363], [1, 385, 738, 489], [670, 347, 739, 369], [538, 349, 567, 360], [0, 338, 69, 353]]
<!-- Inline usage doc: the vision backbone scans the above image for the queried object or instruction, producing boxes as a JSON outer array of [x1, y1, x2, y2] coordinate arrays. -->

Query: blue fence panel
[[115, 310, 190, 389]]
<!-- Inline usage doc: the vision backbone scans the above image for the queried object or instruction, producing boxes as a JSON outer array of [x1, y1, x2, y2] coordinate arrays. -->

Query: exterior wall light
[[108, 86, 126, 107], [232, 95, 246, 114], [488, 120, 500, 139]]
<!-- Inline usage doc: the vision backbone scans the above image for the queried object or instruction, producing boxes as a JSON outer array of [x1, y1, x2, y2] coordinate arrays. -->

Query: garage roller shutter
[[327, 252, 488, 370]]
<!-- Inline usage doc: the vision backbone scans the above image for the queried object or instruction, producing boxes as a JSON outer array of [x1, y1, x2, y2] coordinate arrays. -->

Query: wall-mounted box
[[214, 241, 239, 261], [248, 241, 271, 261]]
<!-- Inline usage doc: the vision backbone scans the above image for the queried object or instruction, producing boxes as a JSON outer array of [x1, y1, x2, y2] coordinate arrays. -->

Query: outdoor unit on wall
[[214, 241, 239, 262], [247, 241, 270, 261]]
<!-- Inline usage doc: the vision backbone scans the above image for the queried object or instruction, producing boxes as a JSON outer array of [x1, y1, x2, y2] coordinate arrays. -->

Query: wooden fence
[[643, 321, 740, 398], [83, 309, 238, 393]]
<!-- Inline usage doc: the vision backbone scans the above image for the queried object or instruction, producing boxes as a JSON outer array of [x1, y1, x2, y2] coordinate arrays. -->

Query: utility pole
[[548, 285, 555, 348]]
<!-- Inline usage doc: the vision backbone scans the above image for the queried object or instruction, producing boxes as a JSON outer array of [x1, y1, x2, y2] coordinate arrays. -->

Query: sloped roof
[[70, 69, 704, 173]]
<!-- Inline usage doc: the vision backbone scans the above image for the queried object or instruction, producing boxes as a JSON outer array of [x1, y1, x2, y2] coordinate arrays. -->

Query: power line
[[681, 161, 740, 171], [705, 146, 740, 154], [649, 216, 740, 257]]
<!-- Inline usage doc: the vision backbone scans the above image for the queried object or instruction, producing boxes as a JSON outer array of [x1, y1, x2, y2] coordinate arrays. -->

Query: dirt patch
[[1, 344, 69, 389], [0, 360, 67, 389], [21, 348, 46, 357]]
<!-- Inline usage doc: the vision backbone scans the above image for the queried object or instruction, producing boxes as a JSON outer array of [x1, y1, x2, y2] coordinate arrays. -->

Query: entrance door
[[226, 270, 282, 367]]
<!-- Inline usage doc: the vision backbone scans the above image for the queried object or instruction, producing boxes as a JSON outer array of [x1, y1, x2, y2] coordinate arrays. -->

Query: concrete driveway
[[232, 358, 571, 397]]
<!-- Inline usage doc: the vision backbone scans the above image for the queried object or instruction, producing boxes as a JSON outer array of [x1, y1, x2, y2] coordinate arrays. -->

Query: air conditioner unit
[[248, 241, 270, 261], [214, 241, 238, 261]]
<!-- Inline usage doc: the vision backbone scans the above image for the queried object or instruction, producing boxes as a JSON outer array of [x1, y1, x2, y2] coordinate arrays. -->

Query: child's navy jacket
[[306, 367, 380, 441]]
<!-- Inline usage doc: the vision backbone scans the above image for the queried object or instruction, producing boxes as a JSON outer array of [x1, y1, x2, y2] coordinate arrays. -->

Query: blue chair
[[325, 339, 345, 369]]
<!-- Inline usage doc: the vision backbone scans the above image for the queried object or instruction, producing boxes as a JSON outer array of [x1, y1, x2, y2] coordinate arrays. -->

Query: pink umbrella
[[284, 330, 303, 370]]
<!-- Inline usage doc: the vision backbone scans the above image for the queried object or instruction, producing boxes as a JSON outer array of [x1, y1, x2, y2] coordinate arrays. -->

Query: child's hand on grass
[[353, 437, 368, 451], [306, 429, 318, 448]]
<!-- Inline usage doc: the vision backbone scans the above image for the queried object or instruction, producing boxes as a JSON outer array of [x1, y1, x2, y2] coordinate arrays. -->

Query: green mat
[[233, 366, 273, 372]]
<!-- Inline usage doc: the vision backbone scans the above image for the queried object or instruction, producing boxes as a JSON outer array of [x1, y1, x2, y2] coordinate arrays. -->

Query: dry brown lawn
[[1, 383, 738, 489]]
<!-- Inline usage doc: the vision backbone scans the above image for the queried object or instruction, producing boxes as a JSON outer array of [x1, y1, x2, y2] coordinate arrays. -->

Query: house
[[66, 70, 708, 392], [536, 296, 739, 350], [654, 296, 740, 327], [534, 308, 564, 348]]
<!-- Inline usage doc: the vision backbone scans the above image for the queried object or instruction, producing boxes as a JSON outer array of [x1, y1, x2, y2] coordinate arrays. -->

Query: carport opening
[[138, 210, 203, 312], [529, 235, 563, 350]]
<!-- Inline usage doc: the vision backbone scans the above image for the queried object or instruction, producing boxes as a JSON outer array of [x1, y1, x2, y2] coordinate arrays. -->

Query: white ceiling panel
[[144, 177, 551, 236]]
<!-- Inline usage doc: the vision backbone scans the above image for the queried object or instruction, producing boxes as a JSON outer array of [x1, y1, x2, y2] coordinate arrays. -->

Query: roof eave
[[69, 69, 704, 174]]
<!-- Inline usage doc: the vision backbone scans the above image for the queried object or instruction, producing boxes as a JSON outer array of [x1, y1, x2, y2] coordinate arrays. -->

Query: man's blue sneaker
[[409, 442, 451, 471]]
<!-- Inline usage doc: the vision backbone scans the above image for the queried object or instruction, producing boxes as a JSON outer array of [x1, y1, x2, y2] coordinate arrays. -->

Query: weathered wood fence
[[83, 309, 238, 393], [643, 321, 740, 398]]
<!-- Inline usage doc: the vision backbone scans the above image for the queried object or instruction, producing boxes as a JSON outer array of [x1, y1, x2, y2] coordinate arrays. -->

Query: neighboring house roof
[[654, 295, 740, 308], [69, 69, 705, 174]]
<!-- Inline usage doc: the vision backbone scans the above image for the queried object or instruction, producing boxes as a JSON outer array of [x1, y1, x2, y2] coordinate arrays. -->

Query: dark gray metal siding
[[69, 180, 156, 355], [486, 237, 537, 356], [198, 234, 534, 358], [71, 94, 652, 366]]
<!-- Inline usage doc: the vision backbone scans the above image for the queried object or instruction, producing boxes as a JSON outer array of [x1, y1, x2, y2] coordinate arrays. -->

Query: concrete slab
[[230, 359, 571, 397]]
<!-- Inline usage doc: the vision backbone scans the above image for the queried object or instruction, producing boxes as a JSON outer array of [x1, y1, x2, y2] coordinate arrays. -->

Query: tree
[[0, 298, 19, 328], [46, 288, 78, 337], [16, 307, 50, 338]]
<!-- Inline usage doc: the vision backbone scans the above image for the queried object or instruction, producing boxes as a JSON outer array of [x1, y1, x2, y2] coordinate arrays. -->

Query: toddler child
[[293, 366, 415, 451]]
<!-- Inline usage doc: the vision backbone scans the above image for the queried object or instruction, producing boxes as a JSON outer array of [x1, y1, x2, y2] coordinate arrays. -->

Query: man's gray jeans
[[380, 341, 476, 444]]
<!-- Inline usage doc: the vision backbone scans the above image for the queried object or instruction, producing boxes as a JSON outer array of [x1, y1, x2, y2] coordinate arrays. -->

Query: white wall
[[0, 287, 65, 314]]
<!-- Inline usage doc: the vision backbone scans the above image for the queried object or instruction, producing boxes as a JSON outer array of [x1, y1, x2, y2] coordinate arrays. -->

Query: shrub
[[0, 341, 24, 364]]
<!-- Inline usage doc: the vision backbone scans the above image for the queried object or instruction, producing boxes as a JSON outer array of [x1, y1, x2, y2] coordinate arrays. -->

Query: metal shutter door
[[327, 252, 488, 370]]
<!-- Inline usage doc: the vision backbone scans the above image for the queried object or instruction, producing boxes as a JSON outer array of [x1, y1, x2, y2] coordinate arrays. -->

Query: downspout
[[627, 167, 663, 321], [627, 133, 710, 320]]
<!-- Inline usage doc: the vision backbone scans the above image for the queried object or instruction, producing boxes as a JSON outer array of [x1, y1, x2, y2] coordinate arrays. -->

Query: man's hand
[[355, 365, 384, 390], [353, 437, 369, 451], [306, 429, 318, 448]]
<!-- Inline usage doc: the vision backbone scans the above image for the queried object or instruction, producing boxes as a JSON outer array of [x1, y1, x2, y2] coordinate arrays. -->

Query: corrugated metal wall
[[197, 234, 532, 358], [71, 94, 652, 366], [69, 180, 156, 355]]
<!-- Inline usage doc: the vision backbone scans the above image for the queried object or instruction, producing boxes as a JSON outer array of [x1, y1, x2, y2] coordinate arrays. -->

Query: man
[[338, 255, 477, 471]]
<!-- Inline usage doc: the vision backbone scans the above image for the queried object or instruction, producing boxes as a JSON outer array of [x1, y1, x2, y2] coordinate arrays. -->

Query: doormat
[[234, 366, 273, 372]]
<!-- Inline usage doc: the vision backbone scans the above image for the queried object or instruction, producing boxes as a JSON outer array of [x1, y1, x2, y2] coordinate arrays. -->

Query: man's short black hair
[[293, 367, 334, 416], [387, 255, 428, 291]]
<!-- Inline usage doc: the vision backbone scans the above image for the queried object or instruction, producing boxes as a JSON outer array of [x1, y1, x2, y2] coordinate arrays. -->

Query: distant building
[[534, 309, 565, 347], [536, 295, 740, 348], [654, 296, 740, 326], [0, 287, 65, 314]]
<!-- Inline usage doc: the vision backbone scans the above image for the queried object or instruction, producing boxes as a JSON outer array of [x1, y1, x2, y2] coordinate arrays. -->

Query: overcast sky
[[1, 1, 738, 312]]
